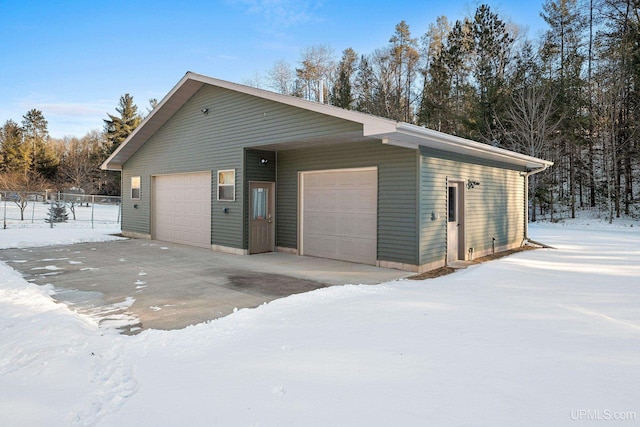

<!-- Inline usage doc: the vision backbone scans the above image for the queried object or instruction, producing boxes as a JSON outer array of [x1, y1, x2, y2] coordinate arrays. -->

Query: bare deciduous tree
[[0, 171, 49, 221], [267, 60, 296, 95], [295, 45, 335, 102], [56, 131, 104, 193], [503, 85, 561, 221]]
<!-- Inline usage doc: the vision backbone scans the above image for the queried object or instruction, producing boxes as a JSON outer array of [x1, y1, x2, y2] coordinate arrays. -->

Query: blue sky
[[0, 0, 548, 138]]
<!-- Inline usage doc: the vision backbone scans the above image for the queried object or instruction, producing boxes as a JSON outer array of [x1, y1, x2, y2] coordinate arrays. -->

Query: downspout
[[523, 163, 551, 241], [275, 150, 278, 250]]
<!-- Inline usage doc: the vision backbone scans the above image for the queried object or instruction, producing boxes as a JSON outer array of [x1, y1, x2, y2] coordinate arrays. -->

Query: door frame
[[248, 181, 275, 254], [447, 179, 466, 263]]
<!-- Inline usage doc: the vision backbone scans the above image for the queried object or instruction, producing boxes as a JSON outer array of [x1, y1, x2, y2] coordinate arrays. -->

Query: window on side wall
[[131, 176, 141, 200], [218, 169, 235, 201]]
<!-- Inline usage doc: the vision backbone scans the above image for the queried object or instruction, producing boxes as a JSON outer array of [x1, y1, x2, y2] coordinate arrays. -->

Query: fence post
[[91, 195, 95, 229], [31, 193, 36, 223]]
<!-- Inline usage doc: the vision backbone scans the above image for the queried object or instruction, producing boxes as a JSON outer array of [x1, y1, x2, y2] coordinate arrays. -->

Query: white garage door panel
[[304, 212, 376, 238], [154, 173, 211, 248], [302, 169, 377, 265]]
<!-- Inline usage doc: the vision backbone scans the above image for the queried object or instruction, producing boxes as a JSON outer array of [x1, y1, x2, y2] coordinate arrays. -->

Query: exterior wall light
[[201, 108, 209, 115], [467, 180, 480, 189]]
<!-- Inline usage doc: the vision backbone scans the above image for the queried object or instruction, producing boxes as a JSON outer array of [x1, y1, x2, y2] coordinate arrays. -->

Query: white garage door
[[154, 172, 211, 248], [301, 168, 377, 265]]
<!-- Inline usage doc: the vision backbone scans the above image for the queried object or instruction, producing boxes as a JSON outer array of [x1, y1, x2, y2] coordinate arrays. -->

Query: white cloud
[[0, 102, 101, 138], [11, 100, 112, 138], [30, 102, 108, 118], [37, 102, 111, 138], [47, 116, 105, 139], [230, 0, 321, 29]]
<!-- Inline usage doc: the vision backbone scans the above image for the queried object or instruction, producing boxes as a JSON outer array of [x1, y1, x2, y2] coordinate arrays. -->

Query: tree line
[[1, 0, 638, 222], [0, 94, 147, 199], [251, 0, 639, 221]]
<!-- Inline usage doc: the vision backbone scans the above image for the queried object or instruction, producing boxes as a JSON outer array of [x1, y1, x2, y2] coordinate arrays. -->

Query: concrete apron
[[0, 239, 410, 334]]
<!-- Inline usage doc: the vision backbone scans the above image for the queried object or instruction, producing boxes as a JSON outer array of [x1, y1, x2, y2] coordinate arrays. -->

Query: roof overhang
[[101, 72, 553, 173], [379, 123, 554, 171]]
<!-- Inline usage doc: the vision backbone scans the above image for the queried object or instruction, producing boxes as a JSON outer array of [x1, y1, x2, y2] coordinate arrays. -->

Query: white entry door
[[301, 168, 377, 265]]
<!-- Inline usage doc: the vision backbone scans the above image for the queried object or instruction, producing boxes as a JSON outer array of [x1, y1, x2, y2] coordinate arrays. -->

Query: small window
[[448, 186, 456, 222], [131, 176, 141, 200], [218, 169, 235, 201], [252, 187, 267, 220]]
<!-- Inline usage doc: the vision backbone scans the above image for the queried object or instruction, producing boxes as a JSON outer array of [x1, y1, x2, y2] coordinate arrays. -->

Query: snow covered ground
[[2, 198, 120, 232], [1, 215, 639, 426]]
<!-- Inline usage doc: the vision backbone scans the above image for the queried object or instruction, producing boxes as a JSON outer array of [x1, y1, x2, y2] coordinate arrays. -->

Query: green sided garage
[[102, 72, 552, 273]]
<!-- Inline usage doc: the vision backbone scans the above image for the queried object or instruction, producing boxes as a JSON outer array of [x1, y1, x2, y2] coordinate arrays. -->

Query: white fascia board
[[362, 120, 399, 137], [381, 136, 417, 149]]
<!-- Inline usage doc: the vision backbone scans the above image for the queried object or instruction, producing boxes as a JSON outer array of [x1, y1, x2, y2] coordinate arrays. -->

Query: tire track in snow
[[556, 303, 640, 331]]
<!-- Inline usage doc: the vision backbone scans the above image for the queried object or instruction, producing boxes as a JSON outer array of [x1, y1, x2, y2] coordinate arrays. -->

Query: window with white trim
[[217, 169, 235, 201], [131, 176, 141, 200]]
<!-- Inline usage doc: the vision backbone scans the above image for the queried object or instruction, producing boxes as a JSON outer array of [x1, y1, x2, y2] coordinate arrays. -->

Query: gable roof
[[101, 72, 553, 172]]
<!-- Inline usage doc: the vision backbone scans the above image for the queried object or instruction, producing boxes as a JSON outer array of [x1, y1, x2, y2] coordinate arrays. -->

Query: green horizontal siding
[[277, 141, 419, 265], [121, 170, 149, 235], [419, 147, 526, 265], [123, 85, 362, 249]]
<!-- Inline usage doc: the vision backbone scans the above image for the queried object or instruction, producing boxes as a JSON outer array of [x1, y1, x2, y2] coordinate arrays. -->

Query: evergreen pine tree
[[354, 55, 375, 114], [45, 201, 68, 223], [469, 5, 514, 141], [101, 94, 142, 196], [21, 109, 59, 180], [103, 93, 142, 157], [0, 120, 30, 173], [417, 16, 452, 130], [331, 48, 357, 109]]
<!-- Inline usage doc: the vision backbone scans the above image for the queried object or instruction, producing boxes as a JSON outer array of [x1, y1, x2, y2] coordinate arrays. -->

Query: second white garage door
[[301, 168, 377, 265], [154, 172, 212, 248]]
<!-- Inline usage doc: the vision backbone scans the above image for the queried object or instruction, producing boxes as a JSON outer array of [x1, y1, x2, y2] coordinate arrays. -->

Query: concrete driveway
[[0, 239, 410, 333]]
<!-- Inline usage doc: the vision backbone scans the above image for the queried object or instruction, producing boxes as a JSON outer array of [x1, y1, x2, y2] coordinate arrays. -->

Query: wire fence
[[1, 191, 121, 229]]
